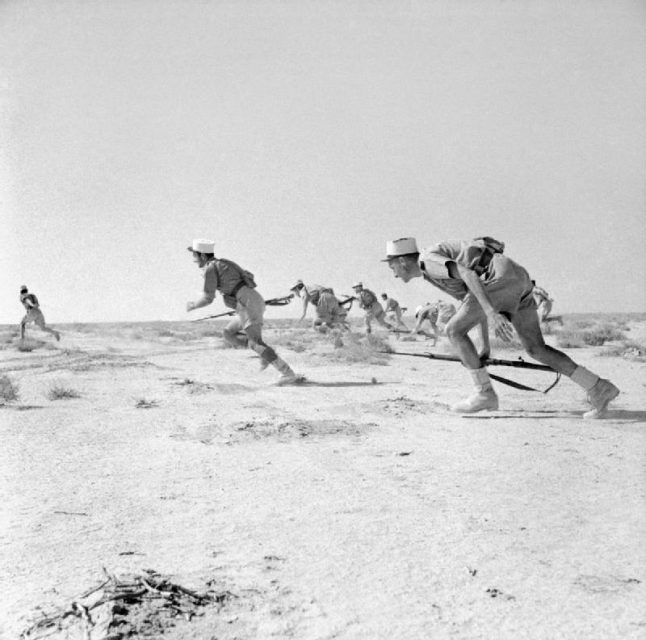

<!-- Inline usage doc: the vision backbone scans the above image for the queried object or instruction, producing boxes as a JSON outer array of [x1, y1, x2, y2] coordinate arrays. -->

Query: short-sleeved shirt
[[303, 284, 333, 305], [384, 297, 400, 312], [357, 289, 378, 308], [420, 239, 499, 301], [20, 292, 39, 311]]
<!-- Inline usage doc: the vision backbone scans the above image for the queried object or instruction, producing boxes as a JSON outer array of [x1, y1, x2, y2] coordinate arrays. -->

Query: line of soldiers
[[17, 234, 620, 417]]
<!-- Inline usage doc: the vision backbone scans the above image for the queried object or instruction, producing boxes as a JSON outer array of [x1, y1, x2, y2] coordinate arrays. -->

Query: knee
[[445, 321, 466, 341], [524, 341, 546, 359]]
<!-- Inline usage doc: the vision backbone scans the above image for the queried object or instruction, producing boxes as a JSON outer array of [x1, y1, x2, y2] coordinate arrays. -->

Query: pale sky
[[1, 0, 645, 324]]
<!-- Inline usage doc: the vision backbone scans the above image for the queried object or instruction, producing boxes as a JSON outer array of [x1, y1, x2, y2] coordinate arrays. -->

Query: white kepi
[[383, 237, 419, 260], [187, 239, 215, 253]]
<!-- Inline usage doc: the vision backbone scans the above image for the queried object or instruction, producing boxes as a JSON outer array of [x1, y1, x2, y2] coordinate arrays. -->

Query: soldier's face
[[388, 258, 410, 282], [192, 252, 207, 268]]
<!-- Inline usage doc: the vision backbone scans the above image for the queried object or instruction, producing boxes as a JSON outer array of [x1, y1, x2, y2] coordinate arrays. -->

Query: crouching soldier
[[351, 282, 395, 334], [383, 236, 619, 418], [381, 293, 409, 330], [186, 239, 303, 385], [290, 281, 348, 332]]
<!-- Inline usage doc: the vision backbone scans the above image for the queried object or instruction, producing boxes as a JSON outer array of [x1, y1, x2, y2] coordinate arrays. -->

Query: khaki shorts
[[22, 309, 46, 327], [235, 287, 265, 329], [460, 254, 536, 319]]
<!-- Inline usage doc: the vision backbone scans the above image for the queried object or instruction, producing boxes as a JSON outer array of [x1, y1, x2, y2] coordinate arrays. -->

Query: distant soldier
[[532, 281, 554, 322], [383, 236, 619, 418], [413, 303, 439, 343], [351, 282, 395, 334], [381, 293, 408, 330], [19, 285, 60, 342], [186, 239, 303, 385], [290, 280, 348, 332]]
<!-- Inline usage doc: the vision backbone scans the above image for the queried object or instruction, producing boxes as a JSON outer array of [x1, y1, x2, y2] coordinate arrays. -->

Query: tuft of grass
[[48, 384, 81, 401], [135, 398, 159, 409], [0, 375, 20, 403]]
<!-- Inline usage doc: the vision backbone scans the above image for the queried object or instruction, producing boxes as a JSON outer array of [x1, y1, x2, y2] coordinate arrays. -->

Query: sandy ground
[[1, 321, 645, 639]]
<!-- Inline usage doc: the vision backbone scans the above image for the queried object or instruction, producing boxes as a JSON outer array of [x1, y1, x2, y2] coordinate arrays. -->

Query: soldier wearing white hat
[[290, 281, 348, 332], [19, 285, 60, 342], [186, 239, 303, 385], [350, 282, 394, 334], [383, 236, 619, 418]]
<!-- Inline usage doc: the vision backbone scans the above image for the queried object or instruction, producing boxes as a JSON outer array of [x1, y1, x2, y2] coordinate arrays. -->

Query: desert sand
[[1, 318, 645, 639]]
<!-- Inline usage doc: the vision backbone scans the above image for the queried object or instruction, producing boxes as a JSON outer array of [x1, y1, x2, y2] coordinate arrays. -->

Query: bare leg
[[223, 317, 248, 348], [244, 324, 298, 382], [510, 307, 576, 375]]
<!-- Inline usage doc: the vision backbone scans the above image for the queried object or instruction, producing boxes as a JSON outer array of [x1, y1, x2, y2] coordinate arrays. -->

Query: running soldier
[[290, 281, 348, 332], [383, 237, 619, 418], [381, 294, 408, 330], [186, 239, 303, 385], [351, 282, 395, 334], [19, 286, 60, 342]]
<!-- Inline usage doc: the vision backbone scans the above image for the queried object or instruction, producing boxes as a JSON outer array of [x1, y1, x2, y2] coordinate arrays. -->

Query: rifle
[[265, 294, 294, 306], [385, 350, 561, 394], [339, 295, 356, 309], [192, 293, 295, 321]]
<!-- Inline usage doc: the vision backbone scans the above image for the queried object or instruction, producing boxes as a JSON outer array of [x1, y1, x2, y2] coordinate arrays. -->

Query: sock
[[569, 366, 599, 391]]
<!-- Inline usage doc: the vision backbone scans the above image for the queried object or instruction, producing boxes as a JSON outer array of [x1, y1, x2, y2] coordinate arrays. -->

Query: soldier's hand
[[488, 312, 514, 342], [186, 301, 196, 312]]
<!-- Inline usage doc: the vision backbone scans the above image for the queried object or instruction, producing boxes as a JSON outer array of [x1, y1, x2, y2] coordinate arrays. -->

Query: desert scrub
[[48, 384, 81, 400], [322, 333, 391, 365], [17, 338, 46, 352], [135, 398, 159, 409], [600, 340, 646, 361], [556, 321, 626, 348], [0, 375, 20, 403]]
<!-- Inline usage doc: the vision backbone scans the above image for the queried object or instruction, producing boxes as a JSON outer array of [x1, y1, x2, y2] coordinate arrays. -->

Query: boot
[[584, 378, 620, 419], [570, 366, 619, 419], [451, 368, 499, 414]]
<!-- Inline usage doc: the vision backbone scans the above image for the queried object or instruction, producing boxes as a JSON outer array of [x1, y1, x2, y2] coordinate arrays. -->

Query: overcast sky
[[1, 0, 645, 324]]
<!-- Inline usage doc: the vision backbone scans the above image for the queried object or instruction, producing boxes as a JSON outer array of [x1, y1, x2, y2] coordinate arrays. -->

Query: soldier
[[19, 286, 60, 342], [381, 293, 408, 330], [413, 302, 439, 343], [351, 282, 395, 334], [290, 281, 348, 332], [186, 239, 303, 385], [383, 236, 619, 418]]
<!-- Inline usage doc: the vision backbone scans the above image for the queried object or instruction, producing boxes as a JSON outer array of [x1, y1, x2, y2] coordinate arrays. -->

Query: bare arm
[[453, 263, 515, 342], [187, 264, 217, 312], [299, 296, 309, 321]]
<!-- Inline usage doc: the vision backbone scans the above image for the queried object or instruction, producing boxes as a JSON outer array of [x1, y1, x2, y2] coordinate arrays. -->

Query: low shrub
[[135, 398, 159, 409], [0, 375, 20, 403], [48, 384, 81, 400]]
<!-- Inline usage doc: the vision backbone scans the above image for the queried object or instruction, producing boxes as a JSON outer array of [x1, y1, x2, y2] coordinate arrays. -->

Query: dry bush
[[0, 375, 20, 403], [17, 338, 46, 352], [600, 340, 646, 361], [322, 333, 391, 365], [135, 398, 159, 409], [48, 384, 81, 400], [556, 320, 626, 348]]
